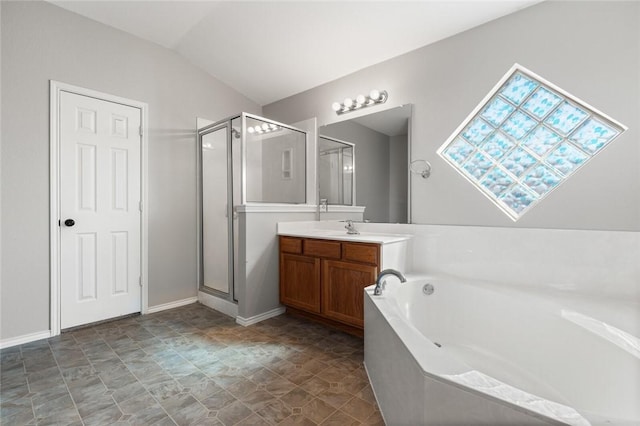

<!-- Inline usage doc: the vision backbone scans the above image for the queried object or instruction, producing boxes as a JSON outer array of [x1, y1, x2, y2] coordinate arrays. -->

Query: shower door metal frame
[[197, 120, 237, 302]]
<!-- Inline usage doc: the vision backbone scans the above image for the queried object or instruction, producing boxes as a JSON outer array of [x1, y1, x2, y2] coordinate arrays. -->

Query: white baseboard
[[198, 291, 238, 318], [236, 306, 286, 327], [0, 330, 52, 349], [147, 297, 198, 314]]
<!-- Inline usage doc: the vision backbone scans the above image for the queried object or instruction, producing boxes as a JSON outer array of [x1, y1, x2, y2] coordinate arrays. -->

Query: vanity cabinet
[[279, 253, 321, 313], [279, 236, 379, 335], [322, 260, 377, 328]]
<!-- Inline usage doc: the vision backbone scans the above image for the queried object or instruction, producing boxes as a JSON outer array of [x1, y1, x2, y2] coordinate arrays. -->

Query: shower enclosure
[[197, 113, 307, 302]]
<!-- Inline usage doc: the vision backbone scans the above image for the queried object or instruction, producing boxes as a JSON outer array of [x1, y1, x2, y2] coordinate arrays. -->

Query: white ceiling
[[49, 0, 541, 106]]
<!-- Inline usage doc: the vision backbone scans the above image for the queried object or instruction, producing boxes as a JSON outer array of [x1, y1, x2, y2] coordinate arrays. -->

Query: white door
[[59, 91, 142, 329]]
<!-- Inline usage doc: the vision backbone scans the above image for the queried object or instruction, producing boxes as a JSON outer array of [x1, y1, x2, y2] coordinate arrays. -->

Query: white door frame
[[49, 81, 149, 336]]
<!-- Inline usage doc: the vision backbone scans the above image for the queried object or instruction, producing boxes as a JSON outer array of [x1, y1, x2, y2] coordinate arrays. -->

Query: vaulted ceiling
[[49, 1, 541, 105]]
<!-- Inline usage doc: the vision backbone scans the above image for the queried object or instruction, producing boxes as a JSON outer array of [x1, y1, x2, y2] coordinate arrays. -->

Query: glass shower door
[[200, 124, 233, 297]]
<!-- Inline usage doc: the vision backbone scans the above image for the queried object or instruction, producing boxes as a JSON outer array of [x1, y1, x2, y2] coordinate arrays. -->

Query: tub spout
[[373, 269, 406, 296]]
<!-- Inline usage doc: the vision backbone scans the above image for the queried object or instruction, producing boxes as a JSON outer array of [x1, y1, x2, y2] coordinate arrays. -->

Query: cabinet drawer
[[304, 239, 341, 259], [280, 236, 302, 254], [343, 242, 379, 265]]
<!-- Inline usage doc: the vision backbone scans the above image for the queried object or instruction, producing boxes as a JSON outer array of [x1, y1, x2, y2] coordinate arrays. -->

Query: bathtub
[[364, 275, 640, 425]]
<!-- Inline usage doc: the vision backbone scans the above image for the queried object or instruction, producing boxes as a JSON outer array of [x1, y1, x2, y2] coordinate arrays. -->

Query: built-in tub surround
[[293, 222, 639, 302], [365, 276, 640, 425]]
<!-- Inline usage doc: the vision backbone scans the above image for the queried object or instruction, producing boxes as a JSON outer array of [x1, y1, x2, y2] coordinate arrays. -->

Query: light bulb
[[247, 127, 255, 134], [369, 89, 380, 101], [261, 123, 269, 131], [343, 98, 354, 108], [331, 102, 342, 112], [270, 124, 277, 130], [356, 94, 366, 105]]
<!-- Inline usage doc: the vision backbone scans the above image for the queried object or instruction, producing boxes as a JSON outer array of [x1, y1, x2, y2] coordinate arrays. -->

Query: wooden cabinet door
[[322, 260, 378, 328], [280, 253, 321, 313]]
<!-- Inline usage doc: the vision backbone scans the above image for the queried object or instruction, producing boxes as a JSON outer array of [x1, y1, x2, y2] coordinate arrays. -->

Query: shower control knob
[[64, 219, 75, 227]]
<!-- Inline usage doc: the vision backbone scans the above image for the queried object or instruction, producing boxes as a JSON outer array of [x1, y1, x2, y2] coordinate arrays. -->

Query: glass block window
[[437, 64, 627, 221]]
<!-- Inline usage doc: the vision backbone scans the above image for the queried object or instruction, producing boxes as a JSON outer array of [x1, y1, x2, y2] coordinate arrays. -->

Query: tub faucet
[[373, 269, 406, 296], [345, 220, 359, 235]]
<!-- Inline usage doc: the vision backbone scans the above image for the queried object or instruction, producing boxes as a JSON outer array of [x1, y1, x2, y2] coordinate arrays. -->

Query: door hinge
[[139, 201, 143, 212], [139, 276, 142, 287], [58, 219, 61, 226], [139, 126, 143, 137]]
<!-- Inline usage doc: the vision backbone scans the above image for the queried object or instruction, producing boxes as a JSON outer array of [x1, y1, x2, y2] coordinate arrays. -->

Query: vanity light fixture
[[247, 123, 281, 134], [332, 89, 388, 115]]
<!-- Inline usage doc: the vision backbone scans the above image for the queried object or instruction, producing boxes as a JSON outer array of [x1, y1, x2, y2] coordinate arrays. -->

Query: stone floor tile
[[280, 388, 314, 409], [1, 395, 33, 422], [354, 385, 377, 405], [36, 407, 82, 426], [128, 406, 172, 425], [118, 391, 159, 415], [75, 393, 117, 419], [160, 393, 209, 425], [362, 410, 385, 426], [0, 306, 378, 426], [147, 378, 184, 401], [112, 380, 147, 404], [255, 399, 292, 424], [278, 414, 317, 426], [215, 399, 252, 426], [200, 389, 237, 411], [239, 390, 277, 412], [316, 387, 354, 410], [61, 365, 98, 385], [264, 376, 297, 398], [299, 376, 330, 397], [185, 378, 224, 402], [235, 413, 271, 426], [300, 359, 328, 375], [320, 410, 361, 426], [33, 392, 75, 420], [301, 397, 336, 424], [340, 396, 376, 423], [80, 402, 123, 426]]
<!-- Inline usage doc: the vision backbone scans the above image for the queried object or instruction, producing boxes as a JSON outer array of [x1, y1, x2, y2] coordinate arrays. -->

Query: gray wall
[[321, 121, 390, 222], [1, 1, 260, 340], [265, 1, 640, 231]]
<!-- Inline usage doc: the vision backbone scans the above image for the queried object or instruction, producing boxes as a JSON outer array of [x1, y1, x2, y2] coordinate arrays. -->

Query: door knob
[[64, 219, 75, 227]]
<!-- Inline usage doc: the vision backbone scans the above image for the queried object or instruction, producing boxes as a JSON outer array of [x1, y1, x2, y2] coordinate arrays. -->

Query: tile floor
[[0, 304, 385, 425]]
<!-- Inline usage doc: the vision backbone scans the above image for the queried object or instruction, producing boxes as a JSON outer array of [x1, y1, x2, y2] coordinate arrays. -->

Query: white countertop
[[277, 228, 412, 244]]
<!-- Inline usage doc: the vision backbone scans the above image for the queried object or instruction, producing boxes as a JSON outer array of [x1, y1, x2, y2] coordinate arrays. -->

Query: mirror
[[319, 104, 411, 223], [318, 136, 354, 206]]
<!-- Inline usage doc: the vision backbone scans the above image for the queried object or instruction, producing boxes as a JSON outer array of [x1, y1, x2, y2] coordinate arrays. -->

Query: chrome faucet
[[373, 269, 406, 296], [345, 220, 359, 235]]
